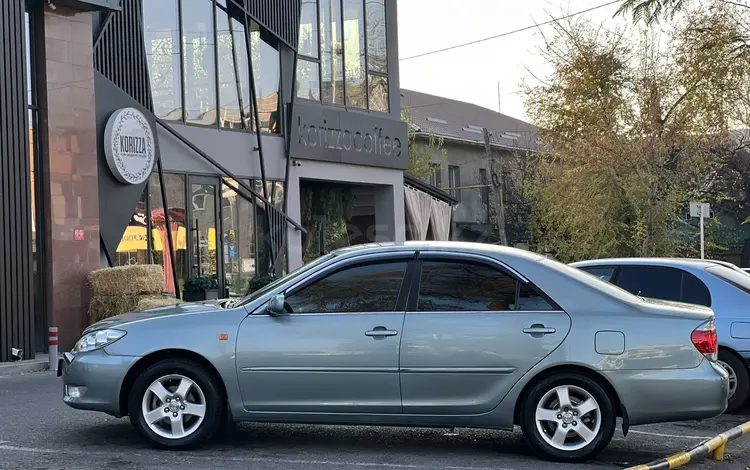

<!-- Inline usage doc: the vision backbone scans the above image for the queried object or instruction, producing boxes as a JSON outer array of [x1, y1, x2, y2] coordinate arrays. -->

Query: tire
[[520, 372, 616, 462], [718, 350, 750, 413], [128, 359, 226, 449]]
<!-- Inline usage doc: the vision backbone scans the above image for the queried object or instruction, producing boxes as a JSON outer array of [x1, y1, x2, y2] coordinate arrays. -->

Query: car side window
[[284, 261, 408, 313], [679, 272, 711, 307], [417, 260, 556, 312], [581, 267, 615, 282], [616, 266, 682, 302]]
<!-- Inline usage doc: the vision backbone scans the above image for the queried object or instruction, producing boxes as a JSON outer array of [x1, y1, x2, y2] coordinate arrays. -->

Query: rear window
[[541, 258, 642, 303], [706, 265, 750, 295]]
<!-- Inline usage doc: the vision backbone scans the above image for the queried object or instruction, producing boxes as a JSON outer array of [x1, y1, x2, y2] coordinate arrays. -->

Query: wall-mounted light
[[47, 0, 57, 11]]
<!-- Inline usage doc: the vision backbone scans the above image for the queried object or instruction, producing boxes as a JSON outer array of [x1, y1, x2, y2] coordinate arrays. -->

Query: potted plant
[[182, 275, 219, 302], [247, 273, 276, 294]]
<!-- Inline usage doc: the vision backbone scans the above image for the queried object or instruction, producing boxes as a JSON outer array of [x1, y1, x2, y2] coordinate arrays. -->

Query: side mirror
[[266, 294, 285, 315]]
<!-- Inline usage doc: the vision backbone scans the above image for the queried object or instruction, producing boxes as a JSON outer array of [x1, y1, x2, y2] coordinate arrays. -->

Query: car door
[[235, 252, 414, 414], [399, 251, 572, 415]]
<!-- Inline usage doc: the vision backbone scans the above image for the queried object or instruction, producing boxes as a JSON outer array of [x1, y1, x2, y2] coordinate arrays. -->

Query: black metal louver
[[246, 0, 300, 49]]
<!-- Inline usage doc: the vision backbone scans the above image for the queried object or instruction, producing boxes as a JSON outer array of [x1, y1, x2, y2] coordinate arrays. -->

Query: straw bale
[[89, 265, 164, 296]]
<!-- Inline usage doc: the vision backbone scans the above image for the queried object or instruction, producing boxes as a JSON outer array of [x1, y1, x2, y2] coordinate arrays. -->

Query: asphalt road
[[1, 371, 749, 470]]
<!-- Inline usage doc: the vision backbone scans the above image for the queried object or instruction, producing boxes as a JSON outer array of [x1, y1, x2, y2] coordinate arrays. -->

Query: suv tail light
[[691, 319, 718, 361]]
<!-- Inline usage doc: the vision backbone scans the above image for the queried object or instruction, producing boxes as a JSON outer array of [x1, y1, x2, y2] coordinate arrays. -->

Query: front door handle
[[523, 325, 556, 335], [365, 326, 398, 338]]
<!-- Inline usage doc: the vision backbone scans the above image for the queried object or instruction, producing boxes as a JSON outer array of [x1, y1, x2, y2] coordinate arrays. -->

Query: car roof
[[570, 257, 726, 269], [331, 241, 546, 263]]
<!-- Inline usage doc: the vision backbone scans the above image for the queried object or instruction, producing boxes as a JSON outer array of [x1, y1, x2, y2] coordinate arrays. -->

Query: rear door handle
[[365, 326, 398, 338], [523, 326, 556, 335]]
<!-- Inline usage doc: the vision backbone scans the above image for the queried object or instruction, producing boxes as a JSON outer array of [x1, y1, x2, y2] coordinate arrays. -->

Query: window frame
[[407, 251, 562, 313], [270, 251, 418, 315]]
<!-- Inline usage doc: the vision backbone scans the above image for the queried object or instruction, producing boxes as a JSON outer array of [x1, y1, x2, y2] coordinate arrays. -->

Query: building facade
[[1, 0, 407, 361], [401, 89, 538, 245]]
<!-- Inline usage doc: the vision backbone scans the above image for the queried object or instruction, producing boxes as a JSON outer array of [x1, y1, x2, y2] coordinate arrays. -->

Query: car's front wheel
[[128, 359, 225, 449], [520, 373, 616, 462]]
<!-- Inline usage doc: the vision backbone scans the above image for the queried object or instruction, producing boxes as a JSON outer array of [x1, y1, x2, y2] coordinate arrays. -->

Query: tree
[[521, 15, 749, 262], [401, 107, 447, 182]]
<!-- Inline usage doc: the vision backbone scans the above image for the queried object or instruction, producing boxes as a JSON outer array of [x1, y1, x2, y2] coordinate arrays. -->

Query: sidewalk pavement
[[0, 354, 49, 375]]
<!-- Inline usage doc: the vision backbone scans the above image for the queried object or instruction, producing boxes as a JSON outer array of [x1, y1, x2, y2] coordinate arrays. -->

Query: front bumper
[[60, 349, 138, 416], [604, 360, 729, 426]]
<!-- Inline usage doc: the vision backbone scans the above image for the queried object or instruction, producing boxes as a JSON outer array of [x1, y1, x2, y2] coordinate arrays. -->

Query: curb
[[624, 421, 750, 469], [0, 356, 50, 376]]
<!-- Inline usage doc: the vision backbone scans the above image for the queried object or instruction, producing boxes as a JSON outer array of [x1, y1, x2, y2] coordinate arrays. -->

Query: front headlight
[[72, 329, 126, 355]]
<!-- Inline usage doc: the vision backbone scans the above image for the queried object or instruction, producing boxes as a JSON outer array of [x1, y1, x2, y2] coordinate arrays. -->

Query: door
[[235, 253, 414, 414], [188, 177, 222, 286], [399, 253, 572, 415]]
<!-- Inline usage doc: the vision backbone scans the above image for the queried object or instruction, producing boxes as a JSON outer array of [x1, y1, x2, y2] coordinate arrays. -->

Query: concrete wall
[[286, 159, 406, 270]]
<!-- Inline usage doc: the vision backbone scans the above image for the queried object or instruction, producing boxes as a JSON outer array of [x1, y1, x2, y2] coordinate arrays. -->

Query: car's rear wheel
[[718, 350, 749, 413], [520, 373, 616, 462], [128, 359, 225, 449]]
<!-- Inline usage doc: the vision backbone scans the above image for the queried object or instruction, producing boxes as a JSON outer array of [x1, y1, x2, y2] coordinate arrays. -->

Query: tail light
[[691, 319, 718, 361]]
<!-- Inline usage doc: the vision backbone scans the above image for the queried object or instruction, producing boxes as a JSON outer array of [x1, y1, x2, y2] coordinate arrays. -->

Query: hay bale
[[89, 265, 164, 296], [136, 295, 183, 311], [88, 294, 143, 323]]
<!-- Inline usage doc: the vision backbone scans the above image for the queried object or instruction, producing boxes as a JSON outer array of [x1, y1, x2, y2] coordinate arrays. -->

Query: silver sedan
[[60, 242, 729, 463]]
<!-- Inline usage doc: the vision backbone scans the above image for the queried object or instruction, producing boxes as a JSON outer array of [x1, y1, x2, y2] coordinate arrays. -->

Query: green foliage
[[183, 275, 218, 293], [300, 182, 355, 263], [617, 0, 688, 25], [248, 273, 276, 293], [401, 107, 447, 181]]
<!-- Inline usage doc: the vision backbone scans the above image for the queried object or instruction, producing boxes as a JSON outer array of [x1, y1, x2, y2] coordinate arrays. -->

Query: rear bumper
[[604, 360, 729, 426]]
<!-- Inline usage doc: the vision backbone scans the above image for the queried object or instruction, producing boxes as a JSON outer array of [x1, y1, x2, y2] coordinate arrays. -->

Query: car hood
[[637, 297, 714, 321], [84, 301, 225, 334]]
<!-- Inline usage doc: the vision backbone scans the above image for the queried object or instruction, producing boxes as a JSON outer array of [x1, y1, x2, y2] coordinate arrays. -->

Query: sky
[[397, 0, 632, 122]]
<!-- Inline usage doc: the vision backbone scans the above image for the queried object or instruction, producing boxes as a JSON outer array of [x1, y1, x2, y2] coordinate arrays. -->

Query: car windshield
[[706, 264, 750, 295], [544, 259, 643, 303], [228, 253, 337, 308]]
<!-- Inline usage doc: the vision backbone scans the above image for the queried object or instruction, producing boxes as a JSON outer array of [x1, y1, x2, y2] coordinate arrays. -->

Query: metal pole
[[283, 44, 301, 273], [48, 327, 58, 372], [156, 158, 181, 300], [700, 208, 705, 260]]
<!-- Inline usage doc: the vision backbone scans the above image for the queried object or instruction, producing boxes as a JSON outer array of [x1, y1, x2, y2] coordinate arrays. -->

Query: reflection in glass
[[143, 0, 183, 120], [368, 73, 389, 112], [190, 182, 218, 278], [114, 187, 151, 267], [299, 0, 319, 58], [216, 9, 243, 129], [232, 18, 252, 129], [250, 25, 281, 134], [343, 0, 366, 108], [255, 180, 285, 276], [366, 0, 387, 73], [149, 174, 188, 293], [222, 179, 256, 296], [296, 59, 321, 101], [26, 12, 32, 106], [182, 0, 217, 125], [320, 0, 344, 105]]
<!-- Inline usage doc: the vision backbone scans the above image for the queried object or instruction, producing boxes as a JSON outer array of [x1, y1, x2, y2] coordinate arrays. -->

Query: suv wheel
[[520, 372, 616, 462]]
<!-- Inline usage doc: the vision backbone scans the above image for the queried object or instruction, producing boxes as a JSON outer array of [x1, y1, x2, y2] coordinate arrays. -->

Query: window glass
[[251, 26, 281, 134], [297, 59, 321, 101], [616, 266, 682, 302], [581, 267, 616, 282], [222, 179, 256, 296], [517, 283, 556, 311], [216, 9, 243, 129], [143, 0, 182, 120], [448, 165, 461, 201], [299, 0, 319, 58], [182, 0, 217, 126], [365, 0, 387, 73], [707, 265, 750, 296], [285, 261, 408, 313], [114, 187, 151, 267], [343, 0, 367, 108], [368, 73, 388, 112], [681, 272, 711, 307], [418, 261, 517, 312], [231, 18, 252, 129], [320, 0, 344, 105], [149, 173, 189, 294]]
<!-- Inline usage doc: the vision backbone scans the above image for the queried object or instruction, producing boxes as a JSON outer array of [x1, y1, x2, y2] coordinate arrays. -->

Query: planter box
[[182, 289, 219, 302]]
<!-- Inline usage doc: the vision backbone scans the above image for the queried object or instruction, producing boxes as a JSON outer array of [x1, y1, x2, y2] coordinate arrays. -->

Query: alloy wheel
[[718, 360, 738, 399], [141, 374, 207, 440], [535, 385, 602, 452]]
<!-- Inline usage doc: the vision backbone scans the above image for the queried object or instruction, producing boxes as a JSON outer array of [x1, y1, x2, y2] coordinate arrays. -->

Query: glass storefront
[[114, 174, 280, 297]]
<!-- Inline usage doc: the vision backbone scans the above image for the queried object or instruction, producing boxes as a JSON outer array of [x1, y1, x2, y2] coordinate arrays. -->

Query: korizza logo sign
[[297, 117, 403, 157]]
